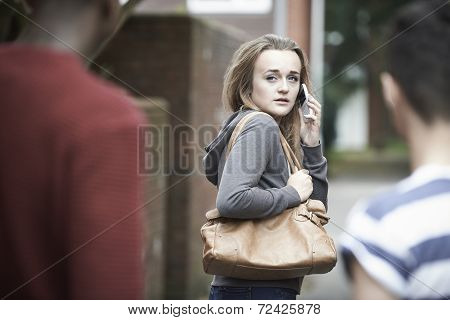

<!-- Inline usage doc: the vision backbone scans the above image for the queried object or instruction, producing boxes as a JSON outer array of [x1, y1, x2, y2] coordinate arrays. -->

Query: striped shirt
[[340, 165, 450, 299]]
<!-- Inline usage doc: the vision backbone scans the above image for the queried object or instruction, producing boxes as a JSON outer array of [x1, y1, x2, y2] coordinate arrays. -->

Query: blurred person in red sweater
[[0, 0, 146, 299]]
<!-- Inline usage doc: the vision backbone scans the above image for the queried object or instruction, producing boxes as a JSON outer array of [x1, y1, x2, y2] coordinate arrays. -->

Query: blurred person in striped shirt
[[341, 0, 450, 299]]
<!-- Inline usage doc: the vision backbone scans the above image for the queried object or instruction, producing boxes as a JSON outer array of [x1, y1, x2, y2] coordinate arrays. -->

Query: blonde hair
[[222, 34, 313, 161]]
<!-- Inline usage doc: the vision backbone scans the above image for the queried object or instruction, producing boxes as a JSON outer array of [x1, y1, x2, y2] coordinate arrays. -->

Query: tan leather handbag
[[201, 112, 337, 280]]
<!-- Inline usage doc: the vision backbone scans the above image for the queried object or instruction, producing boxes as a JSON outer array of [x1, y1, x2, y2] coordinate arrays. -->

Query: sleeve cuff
[[282, 185, 302, 207], [302, 143, 325, 166]]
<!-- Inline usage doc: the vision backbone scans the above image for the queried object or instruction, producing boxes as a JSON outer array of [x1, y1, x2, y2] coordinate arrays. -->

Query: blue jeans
[[209, 286, 297, 300]]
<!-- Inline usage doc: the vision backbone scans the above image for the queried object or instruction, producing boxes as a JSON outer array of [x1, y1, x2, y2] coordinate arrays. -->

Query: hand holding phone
[[298, 83, 310, 117]]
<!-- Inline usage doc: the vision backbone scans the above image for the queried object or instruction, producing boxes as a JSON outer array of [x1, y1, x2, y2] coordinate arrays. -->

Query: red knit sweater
[[0, 45, 145, 299]]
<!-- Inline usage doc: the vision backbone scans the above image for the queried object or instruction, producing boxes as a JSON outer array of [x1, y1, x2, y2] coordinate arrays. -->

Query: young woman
[[203, 34, 328, 300]]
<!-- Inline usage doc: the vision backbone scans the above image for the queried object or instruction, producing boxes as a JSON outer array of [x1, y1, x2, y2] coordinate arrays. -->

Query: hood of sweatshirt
[[203, 109, 254, 186]]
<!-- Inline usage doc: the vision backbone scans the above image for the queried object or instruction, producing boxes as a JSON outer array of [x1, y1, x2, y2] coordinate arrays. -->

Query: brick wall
[[135, 0, 273, 40], [187, 18, 247, 298], [95, 15, 244, 299]]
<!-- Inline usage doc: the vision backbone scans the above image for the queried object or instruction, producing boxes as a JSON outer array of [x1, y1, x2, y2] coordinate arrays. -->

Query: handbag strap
[[279, 134, 303, 173], [226, 112, 262, 155], [226, 111, 303, 174]]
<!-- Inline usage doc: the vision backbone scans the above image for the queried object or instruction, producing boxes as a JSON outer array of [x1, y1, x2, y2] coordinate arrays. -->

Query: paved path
[[298, 176, 400, 299]]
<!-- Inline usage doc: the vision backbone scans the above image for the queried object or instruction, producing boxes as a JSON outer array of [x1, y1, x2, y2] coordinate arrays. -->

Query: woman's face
[[251, 49, 301, 118]]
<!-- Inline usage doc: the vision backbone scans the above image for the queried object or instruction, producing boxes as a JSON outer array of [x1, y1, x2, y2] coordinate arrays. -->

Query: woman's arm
[[300, 94, 328, 209], [216, 114, 301, 219], [302, 144, 328, 209]]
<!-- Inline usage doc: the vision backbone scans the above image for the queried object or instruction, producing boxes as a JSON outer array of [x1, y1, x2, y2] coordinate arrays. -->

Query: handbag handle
[[226, 111, 303, 174]]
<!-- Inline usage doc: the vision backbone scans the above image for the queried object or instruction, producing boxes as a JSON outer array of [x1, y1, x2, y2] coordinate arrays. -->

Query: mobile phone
[[298, 83, 310, 116]]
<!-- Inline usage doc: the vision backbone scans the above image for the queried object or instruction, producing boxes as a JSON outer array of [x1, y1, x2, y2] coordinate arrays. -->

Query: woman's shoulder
[[242, 111, 279, 131], [236, 111, 281, 149]]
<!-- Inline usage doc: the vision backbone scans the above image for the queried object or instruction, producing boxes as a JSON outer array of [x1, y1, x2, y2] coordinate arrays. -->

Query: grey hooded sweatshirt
[[203, 109, 328, 293]]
